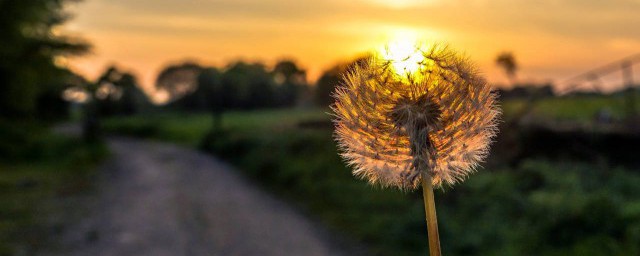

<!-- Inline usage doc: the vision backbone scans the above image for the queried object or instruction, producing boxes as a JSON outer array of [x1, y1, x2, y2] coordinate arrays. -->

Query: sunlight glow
[[380, 38, 425, 76]]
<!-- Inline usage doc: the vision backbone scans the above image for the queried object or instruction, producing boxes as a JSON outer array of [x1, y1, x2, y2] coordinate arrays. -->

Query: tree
[[36, 69, 79, 121], [0, 0, 90, 120], [79, 66, 147, 141], [167, 67, 225, 129], [222, 61, 274, 109], [92, 66, 147, 116], [272, 60, 307, 107], [118, 73, 148, 115], [197, 68, 224, 130], [155, 62, 202, 102], [495, 52, 518, 85], [0, 0, 91, 153]]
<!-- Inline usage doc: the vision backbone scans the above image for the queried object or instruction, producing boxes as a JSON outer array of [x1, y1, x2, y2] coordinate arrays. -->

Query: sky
[[62, 0, 640, 101]]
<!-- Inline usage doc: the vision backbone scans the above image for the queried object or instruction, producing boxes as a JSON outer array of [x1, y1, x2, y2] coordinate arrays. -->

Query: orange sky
[[62, 0, 640, 101]]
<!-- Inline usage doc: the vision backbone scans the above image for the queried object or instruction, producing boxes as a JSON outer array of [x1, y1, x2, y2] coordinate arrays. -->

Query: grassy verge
[[102, 109, 328, 146], [0, 127, 107, 255], [104, 108, 640, 255]]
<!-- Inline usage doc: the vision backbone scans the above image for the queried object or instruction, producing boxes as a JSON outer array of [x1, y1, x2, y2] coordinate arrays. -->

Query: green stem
[[422, 171, 441, 256]]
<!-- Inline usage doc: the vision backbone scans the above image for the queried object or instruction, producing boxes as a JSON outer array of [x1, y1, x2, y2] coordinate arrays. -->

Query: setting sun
[[380, 39, 425, 76]]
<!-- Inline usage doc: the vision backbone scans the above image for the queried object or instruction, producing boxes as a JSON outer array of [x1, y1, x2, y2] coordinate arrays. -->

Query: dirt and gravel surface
[[46, 136, 350, 256]]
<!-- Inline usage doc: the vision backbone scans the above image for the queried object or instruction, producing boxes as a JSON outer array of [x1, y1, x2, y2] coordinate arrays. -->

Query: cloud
[[99, 0, 345, 20]]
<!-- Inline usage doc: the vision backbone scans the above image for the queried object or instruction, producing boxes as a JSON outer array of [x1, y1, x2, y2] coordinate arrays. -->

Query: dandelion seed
[[332, 42, 500, 255], [332, 43, 500, 189]]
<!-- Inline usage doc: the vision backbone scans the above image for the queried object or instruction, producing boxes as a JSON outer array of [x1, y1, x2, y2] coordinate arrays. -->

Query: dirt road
[[48, 137, 347, 256]]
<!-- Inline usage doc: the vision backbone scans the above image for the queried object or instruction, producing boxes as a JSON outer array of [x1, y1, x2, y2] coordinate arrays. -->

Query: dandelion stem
[[421, 171, 441, 256]]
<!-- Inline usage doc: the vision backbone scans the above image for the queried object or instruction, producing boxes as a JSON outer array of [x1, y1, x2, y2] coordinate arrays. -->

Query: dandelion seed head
[[332, 43, 501, 190]]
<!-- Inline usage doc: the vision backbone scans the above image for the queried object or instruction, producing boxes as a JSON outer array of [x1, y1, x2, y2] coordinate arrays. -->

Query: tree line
[[155, 56, 371, 112], [158, 60, 307, 112], [0, 0, 372, 143], [80, 56, 368, 116]]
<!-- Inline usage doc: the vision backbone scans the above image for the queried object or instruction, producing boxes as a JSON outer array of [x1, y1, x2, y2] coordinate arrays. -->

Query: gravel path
[[48, 137, 347, 256]]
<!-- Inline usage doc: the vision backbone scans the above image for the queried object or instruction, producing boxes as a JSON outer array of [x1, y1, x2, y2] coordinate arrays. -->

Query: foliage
[[495, 52, 517, 84], [160, 60, 309, 112], [92, 66, 149, 117], [220, 61, 275, 109], [178, 67, 223, 112], [0, 0, 89, 120], [272, 59, 307, 107], [0, 131, 107, 255], [155, 62, 202, 102]]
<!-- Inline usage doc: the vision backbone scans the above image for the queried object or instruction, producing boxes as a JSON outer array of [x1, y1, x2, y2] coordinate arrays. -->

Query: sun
[[380, 39, 425, 76]]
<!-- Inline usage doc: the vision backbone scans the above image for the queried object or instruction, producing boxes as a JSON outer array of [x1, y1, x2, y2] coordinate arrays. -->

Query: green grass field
[[103, 95, 640, 255], [0, 130, 106, 255], [103, 109, 329, 146], [502, 93, 639, 123]]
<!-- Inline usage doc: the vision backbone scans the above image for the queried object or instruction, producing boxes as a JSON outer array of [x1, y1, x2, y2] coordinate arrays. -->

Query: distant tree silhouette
[[222, 61, 274, 109], [93, 66, 147, 117], [158, 64, 233, 133], [272, 60, 307, 107], [495, 52, 518, 85], [170, 68, 217, 110], [198, 68, 224, 130], [162, 60, 309, 116], [315, 55, 369, 107], [118, 73, 148, 115], [163, 61, 274, 111], [81, 66, 147, 141], [156, 62, 202, 102]]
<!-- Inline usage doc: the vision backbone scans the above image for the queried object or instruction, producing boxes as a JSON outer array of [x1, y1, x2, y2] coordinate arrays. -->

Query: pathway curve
[[49, 137, 348, 256]]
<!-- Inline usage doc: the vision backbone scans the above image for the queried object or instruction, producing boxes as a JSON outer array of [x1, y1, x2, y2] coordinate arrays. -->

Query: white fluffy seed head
[[332, 44, 501, 190]]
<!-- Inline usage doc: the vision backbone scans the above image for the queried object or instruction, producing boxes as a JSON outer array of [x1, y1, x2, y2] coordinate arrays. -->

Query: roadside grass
[[0, 129, 107, 255], [102, 109, 329, 146]]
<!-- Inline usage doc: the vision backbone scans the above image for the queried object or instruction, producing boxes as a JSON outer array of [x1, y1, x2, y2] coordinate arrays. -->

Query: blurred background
[[1, 0, 640, 255]]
